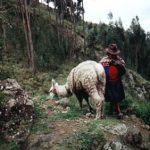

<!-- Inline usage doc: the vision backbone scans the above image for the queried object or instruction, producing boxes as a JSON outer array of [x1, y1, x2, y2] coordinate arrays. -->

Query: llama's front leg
[[75, 94, 83, 110]]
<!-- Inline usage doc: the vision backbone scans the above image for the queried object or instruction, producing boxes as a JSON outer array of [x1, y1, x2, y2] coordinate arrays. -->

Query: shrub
[[134, 101, 150, 125]]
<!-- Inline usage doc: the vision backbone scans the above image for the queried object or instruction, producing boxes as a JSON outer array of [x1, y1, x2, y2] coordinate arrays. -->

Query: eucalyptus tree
[[18, 0, 35, 73], [128, 16, 146, 72]]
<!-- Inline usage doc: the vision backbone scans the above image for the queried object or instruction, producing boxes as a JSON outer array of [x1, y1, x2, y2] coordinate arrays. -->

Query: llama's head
[[49, 79, 72, 98], [49, 79, 58, 99]]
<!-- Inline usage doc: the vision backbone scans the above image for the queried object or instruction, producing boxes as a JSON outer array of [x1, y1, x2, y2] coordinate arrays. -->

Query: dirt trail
[[27, 99, 150, 150]]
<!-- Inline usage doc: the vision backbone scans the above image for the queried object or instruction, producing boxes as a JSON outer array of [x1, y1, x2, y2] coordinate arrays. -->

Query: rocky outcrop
[[0, 79, 34, 142], [124, 70, 150, 101]]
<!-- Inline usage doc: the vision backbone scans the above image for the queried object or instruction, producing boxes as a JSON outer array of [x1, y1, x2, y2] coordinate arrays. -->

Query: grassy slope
[[1, 2, 150, 149]]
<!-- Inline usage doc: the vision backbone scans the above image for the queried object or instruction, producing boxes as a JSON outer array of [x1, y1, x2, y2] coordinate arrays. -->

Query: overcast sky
[[83, 0, 150, 32], [40, 0, 150, 32]]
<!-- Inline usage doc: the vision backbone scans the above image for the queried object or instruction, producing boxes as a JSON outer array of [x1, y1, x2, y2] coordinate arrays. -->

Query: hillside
[[0, 1, 150, 150], [0, 60, 150, 150]]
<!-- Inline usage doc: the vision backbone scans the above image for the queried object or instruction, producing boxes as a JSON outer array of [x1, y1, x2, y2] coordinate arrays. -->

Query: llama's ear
[[51, 79, 56, 87]]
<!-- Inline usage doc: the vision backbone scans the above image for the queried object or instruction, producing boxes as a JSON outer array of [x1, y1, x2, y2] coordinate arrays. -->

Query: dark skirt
[[105, 80, 125, 102]]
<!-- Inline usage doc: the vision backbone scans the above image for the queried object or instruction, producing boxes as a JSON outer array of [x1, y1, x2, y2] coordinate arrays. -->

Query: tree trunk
[[135, 45, 139, 72], [24, 0, 35, 72], [54, 0, 60, 47], [82, 0, 86, 54], [18, 0, 35, 73], [2, 22, 7, 57]]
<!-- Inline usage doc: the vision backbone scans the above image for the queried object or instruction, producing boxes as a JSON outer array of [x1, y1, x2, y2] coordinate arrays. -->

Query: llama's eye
[[49, 88, 56, 94], [53, 88, 57, 93], [49, 89, 53, 93]]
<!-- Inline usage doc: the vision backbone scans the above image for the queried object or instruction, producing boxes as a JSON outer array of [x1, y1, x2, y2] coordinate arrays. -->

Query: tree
[[18, 0, 35, 73], [128, 16, 146, 72]]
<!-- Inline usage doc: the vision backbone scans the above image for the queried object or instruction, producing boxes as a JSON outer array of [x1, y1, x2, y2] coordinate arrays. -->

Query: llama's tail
[[95, 63, 106, 93]]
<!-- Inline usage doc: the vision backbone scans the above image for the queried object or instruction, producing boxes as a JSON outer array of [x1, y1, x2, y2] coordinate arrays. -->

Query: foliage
[[34, 95, 48, 118], [8, 141, 20, 150], [31, 95, 50, 133], [85, 16, 150, 80], [0, 92, 6, 107], [31, 119, 50, 133], [134, 101, 150, 125], [120, 96, 134, 110], [0, 140, 19, 150], [0, 63, 14, 80]]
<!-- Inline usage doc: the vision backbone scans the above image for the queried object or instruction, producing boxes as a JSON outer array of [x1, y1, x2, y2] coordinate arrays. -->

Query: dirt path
[[27, 99, 150, 150]]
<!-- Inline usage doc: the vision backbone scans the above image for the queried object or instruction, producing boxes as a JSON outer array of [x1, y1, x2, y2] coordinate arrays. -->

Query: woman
[[100, 43, 126, 119]]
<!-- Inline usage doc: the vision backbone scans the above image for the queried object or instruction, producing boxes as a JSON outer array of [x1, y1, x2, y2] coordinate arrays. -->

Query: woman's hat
[[105, 43, 120, 55]]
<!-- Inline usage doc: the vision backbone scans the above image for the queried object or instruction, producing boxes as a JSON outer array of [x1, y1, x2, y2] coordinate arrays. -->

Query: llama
[[49, 60, 106, 119]]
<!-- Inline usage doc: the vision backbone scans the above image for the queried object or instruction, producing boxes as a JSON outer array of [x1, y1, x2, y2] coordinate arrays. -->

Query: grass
[[0, 140, 19, 150], [31, 119, 51, 133], [88, 118, 119, 127], [49, 96, 85, 121], [134, 101, 150, 125], [1, 57, 150, 150], [51, 107, 83, 120], [65, 119, 106, 150]]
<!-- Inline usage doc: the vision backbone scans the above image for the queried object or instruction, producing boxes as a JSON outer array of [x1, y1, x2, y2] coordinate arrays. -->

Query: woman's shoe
[[117, 113, 123, 119]]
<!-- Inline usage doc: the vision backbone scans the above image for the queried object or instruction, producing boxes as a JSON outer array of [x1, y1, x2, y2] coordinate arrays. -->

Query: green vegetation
[[0, 141, 19, 150], [0, 0, 150, 149], [0, 92, 6, 106], [122, 95, 150, 125], [49, 96, 84, 121], [66, 120, 106, 150], [134, 101, 150, 125]]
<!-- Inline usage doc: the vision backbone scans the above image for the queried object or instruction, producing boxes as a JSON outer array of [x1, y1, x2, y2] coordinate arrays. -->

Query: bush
[[134, 101, 150, 125]]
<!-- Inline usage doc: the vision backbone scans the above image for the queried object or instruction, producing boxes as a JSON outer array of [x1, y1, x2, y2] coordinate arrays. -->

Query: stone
[[55, 98, 69, 108], [7, 99, 16, 108], [110, 123, 127, 135], [0, 79, 34, 143], [145, 125, 150, 130], [111, 142, 122, 150], [130, 114, 137, 120], [124, 126, 143, 146]]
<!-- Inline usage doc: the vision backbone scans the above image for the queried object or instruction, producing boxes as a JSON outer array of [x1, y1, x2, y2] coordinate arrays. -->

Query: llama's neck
[[55, 83, 71, 97]]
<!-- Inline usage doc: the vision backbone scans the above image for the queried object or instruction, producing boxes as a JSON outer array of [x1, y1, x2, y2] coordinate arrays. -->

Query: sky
[[83, 0, 150, 32], [40, 0, 150, 32]]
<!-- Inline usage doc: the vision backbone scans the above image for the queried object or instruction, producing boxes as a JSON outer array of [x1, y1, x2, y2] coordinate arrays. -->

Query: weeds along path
[[27, 97, 150, 150], [27, 97, 93, 149]]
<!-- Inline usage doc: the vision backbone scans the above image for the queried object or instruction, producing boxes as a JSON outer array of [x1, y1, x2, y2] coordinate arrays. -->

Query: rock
[[55, 98, 69, 108], [103, 141, 130, 150], [66, 106, 70, 111], [111, 142, 122, 150], [140, 142, 150, 150], [103, 142, 112, 150], [124, 126, 143, 146], [124, 115, 129, 119], [124, 70, 150, 100], [109, 123, 127, 135], [145, 125, 150, 130], [130, 114, 137, 120], [7, 98, 16, 108], [86, 112, 92, 117], [0, 79, 34, 143], [98, 123, 127, 136]]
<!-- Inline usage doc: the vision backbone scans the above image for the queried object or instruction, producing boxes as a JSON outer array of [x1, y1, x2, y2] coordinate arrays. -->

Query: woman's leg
[[114, 102, 123, 119]]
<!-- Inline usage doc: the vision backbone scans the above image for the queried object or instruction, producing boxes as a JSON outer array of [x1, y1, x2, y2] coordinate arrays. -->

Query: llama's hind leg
[[90, 91, 104, 119], [84, 96, 95, 114]]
